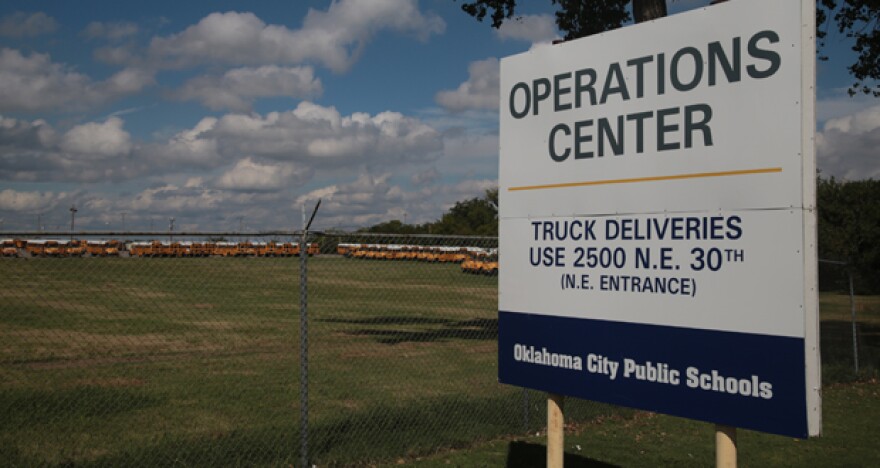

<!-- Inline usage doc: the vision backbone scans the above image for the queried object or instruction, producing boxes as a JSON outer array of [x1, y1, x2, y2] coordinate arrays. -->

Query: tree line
[[818, 176, 880, 293], [360, 188, 499, 237]]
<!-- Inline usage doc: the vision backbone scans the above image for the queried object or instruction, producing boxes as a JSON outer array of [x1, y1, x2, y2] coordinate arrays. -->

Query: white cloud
[[0, 12, 58, 38], [0, 114, 57, 148], [148, 2, 444, 72], [0, 48, 90, 112], [0, 188, 64, 212], [411, 167, 440, 186], [185, 177, 204, 188], [295, 185, 339, 206], [822, 105, 880, 135], [817, 90, 879, 124], [1, 101, 444, 187], [495, 14, 558, 44], [0, 116, 58, 182], [295, 172, 404, 227], [438, 129, 499, 179], [817, 104, 880, 180], [294, 172, 497, 230], [0, 115, 145, 182], [0, 48, 155, 113], [82, 21, 139, 41], [214, 157, 312, 192], [129, 184, 225, 213], [105, 67, 154, 94], [120, 182, 290, 232], [201, 102, 443, 166], [60, 117, 132, 158], [144, 117, 222, 168], [447, 178, 497, 197], [174, 65, 322, 112], [94, 45, 136, 66], [435, 58, 499, 112]]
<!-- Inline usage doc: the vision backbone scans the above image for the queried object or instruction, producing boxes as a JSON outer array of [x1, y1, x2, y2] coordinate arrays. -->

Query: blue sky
[[0, 0, 877, 232]]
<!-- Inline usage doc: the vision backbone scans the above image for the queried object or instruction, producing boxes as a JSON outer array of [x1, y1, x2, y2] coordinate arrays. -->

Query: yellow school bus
[[66, 239, 86, 257], [86, 240, 121, 257], [1, 239, 19, 257]]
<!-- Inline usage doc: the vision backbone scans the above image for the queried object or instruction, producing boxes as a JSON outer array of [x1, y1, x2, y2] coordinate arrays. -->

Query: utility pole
[[169, 217, 175, 242], [121, 212, 127, 232], [69, 205, 78, 241]]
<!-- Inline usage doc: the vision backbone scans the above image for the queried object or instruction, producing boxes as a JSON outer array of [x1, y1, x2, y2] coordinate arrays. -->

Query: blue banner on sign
[[498, 311, 808, 438]]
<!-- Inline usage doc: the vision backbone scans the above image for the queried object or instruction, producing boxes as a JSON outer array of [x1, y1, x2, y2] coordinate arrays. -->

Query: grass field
[[0, 256, 877, 466], [0, 256, 610, 466], [402, 379, 880, 467]]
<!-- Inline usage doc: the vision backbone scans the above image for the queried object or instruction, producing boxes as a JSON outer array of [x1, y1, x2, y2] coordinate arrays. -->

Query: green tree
[[818, 0, 880, 96], [460, 0, 666, 34], [362, 188, 499, 236], [817, 176, 880, 293], [361, 219, 422, 235], [430, 188, 499, 236], [460, 0, 879, 96]]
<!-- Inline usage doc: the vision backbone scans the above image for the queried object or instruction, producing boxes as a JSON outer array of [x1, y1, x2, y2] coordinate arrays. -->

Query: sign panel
[[498, 0, 820, 438]]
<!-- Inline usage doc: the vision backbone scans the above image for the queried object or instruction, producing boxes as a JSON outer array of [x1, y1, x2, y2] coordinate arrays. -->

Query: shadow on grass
[[55, 393, 526, 467], [319, 316, 498, 345], [312, 394, 615, 466], [12, 392, 616, 467], [505, 441, 619, 468], [319, 316, 455, 326], [1, 386, 163, 426]]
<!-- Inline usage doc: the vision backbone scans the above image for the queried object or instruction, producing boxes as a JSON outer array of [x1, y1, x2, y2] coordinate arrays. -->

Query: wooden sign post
[[716, 425, 737, 467], [547, 394, 565, 468]]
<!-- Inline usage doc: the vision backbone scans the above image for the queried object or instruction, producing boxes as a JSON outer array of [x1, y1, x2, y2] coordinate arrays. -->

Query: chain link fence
[[1, 232, 303, 466], [300, 233, 615, 466], [0, 231, 877, 466], [818, 258, 879, 383], [0, 232, 610, 467]]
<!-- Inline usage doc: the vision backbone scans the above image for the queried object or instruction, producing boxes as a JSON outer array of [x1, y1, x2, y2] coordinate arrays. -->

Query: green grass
[[817, 293, 880, 383], [0, 257, 877, 466], [394, 291, 880, 467], [400, 379, 880, 467], [1, 256, 524, 466]]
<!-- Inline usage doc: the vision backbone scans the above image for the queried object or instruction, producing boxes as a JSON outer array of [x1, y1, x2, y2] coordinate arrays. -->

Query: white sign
[[498, 0, 820, 438]]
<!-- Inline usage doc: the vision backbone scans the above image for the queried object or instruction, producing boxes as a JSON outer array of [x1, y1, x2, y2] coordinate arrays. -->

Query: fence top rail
[[0, 231, 500, 241], [322, 232, 498, 241], [0, 231, 298, 238]]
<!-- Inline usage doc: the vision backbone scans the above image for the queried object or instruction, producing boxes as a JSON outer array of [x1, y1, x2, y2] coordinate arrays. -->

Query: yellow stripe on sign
[[507, 167, 783, 192]]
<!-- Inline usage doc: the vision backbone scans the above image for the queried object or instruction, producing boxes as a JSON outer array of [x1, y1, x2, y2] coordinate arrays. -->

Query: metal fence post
[[849, 269, 859, 374], [819, 258, 860, 376], [299, 210, 309, 468], [299, 200, 320, 467]]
